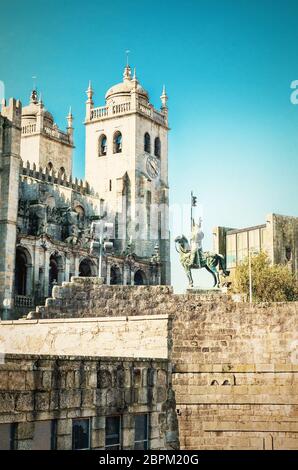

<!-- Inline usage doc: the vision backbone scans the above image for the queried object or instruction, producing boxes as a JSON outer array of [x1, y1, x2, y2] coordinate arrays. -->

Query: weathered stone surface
[[0, 354, 178, 450], [172, 298, 298, 450], [0, 314, 169, 359]]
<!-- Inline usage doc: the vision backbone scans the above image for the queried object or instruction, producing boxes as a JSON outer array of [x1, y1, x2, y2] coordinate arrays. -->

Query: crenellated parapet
[[20, 159, 99, 197]]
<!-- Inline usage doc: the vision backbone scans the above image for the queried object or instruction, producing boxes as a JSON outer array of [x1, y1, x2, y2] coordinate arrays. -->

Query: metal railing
[[14, 295, 34, 307]]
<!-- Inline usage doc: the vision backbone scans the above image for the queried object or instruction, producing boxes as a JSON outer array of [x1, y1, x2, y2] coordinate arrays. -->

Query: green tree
[[233, 251, 298, 302]]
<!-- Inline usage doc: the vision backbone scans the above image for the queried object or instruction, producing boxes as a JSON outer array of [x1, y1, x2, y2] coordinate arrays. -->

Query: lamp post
[[90, 220, 114, 279], [248, 248, 258, 304]]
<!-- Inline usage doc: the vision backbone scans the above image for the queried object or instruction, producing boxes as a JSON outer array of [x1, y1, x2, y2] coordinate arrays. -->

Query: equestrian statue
[[175, 217, 230, 288]]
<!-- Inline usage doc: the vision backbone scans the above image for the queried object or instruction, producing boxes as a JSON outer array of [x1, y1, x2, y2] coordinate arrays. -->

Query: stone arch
[[79, 257, 97, 277], [15, 246, 33, 296], [144, 132, 151, 153], [49, 252, 64, 295], [134, 269, 147, 285], [154, 136, 161, 158], [110, 265, 122, 285], [113, 131, 122, 154], [58, 167, 66, 177], [98, 134, 107, 156], [74, 204, 85, 222], [222, 380, 230, 386]]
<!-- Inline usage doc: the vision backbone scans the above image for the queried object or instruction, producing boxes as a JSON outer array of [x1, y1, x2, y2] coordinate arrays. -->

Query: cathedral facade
[[0, 66, 170, 319]]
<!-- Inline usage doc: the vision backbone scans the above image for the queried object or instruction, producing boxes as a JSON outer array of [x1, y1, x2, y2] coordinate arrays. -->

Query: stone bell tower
[[20, 90, 74, 176], [0, 98, 22, 319], [84, 65, 170, 284]]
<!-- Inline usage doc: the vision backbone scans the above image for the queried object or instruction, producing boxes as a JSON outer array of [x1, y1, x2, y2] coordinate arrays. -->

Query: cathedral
[[0, 65, 171, 319]]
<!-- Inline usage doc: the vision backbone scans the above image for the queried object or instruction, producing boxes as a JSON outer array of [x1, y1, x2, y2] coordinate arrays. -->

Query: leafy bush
[[233, 251, 298, 302]]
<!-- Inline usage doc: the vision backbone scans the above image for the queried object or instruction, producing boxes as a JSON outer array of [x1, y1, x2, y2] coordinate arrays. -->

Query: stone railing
[[43, 126, 71, 144], [21, 123, 71, 144], [90, 106, 109, 119], [14, 295, 33, 307], [138, 103, 167, 126], [89, 101, 167, 126], [22, 123, 37, 135], [90, 102, 131, 121]]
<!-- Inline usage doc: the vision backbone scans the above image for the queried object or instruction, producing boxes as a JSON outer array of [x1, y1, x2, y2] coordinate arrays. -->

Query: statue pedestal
[[186, 287, 228, 299]]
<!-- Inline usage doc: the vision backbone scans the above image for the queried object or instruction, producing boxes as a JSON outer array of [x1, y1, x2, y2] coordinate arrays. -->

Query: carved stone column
[[106, 263, 111, 285], [44, 250, 50, 298]]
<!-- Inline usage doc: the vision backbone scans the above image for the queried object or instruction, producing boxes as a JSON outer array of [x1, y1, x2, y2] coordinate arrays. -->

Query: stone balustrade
[[89, 101, 167, 126], [22, 124, 37, 135]]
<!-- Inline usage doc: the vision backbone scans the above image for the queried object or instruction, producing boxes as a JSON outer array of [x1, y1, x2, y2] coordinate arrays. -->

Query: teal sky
[[1, 0, 298, 291]]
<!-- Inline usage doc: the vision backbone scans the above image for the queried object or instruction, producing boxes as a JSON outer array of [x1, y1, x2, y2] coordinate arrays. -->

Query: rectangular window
[[72, 418, 90, 450], [0, 423, 15, 450], [109, 179, 112, 191], [248, 229, 260, 253], [226, 234, 236, 268], [134, 414, 149, 450], [51, 420, 57, 450], [105, 416, 121, 450], [237, 231, 248, 264], [260, 227, 267, 250], [32, 420, 56, 450]]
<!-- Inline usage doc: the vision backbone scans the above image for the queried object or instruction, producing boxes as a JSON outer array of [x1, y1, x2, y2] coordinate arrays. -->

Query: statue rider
[[190, 217, 204, 267]]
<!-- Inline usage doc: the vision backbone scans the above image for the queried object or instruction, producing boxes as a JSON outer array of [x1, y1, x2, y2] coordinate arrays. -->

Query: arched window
[[79, 258, 96, 277], [47, 162, 53, 171], [154, 137, 161, 158], [99, 134, 107, 156], [49, 253, 64, 295], [144, 132, 151, 153], [58, 167, 65, 177], [113, 131, 122, 154], [211, 380, 219, 386], [110, 265, 122, 285], [134, 270, 147, 285], [74, 205, 85, 222], [15, 247, 32, 296]]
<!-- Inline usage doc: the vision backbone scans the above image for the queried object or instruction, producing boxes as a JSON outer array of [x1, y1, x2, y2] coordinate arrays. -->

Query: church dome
[[105, 66, 149, 103], [22, 90, 54, 124]]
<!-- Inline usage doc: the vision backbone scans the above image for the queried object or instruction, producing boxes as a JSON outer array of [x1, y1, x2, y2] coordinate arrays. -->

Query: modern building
[[213, 213, 298, 275]]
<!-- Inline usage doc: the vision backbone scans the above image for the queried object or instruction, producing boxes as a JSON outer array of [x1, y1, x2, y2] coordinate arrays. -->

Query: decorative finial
[[123, 64, 132, 81], [160, 84, 168, 109], [30, 89, 38, 104], [38, 92, 43, 105], [67, 106, 73, 130], [125, 49, 130, 66], [132, 67, 137, 81], [32, 75, 37, 91], [86, 81, 93, 102], [123, 50, 132, 81]]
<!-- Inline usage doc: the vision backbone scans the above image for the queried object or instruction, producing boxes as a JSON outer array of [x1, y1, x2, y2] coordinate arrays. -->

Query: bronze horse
[[175, 234, 230, 288]]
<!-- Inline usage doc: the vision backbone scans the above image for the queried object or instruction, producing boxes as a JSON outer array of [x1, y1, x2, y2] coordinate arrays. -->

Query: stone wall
[[32, 277, 174, 319], [171, 297, 298, 450], [0, 354, 179, 450], [27, 281, 298, 450], [0, 315, 169, 359], [2, 280, 298, 450]]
